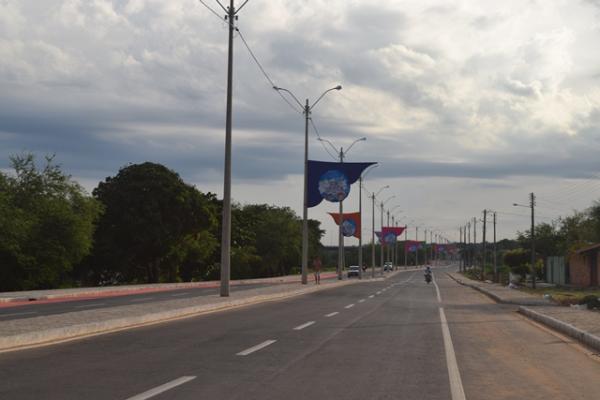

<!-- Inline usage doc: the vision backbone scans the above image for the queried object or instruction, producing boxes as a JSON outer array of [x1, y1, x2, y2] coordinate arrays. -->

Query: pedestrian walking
[[312, 256, 322, 285]]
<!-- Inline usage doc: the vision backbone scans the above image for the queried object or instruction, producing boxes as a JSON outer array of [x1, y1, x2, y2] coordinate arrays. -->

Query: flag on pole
[[381, 227, 405, 245], [329, 212, 361, 239], [404, 240, 423, 252], [307, 160, 376, 207]]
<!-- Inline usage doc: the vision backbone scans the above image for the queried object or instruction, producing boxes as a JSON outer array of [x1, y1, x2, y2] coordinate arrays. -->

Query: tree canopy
[[0, 154, 101, 290]]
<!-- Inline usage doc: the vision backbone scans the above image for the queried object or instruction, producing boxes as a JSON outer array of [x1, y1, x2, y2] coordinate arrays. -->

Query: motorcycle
[[424, 272, 432, 284]]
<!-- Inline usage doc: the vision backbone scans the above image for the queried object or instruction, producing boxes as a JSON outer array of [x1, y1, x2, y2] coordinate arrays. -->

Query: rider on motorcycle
[[424, 266, 432, 283]]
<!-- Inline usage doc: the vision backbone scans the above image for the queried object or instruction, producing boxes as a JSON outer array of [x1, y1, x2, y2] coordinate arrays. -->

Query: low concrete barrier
[[518, 306, 600, 353]]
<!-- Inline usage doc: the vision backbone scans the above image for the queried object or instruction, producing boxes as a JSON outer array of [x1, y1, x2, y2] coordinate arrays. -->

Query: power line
[[309, 118, 338, 161], [196, 1, 302, 115], [236, 29, 302, 114]]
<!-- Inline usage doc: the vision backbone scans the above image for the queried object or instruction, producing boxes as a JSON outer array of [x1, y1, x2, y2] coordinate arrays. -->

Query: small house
[[569, 243, 600, 288]]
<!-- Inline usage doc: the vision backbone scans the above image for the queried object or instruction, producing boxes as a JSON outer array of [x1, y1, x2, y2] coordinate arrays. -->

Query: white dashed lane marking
[[325, 312, 339, 317], [294, 321, 316, 331], [237, 340, 277, 356], [125, 376, 196, 400]]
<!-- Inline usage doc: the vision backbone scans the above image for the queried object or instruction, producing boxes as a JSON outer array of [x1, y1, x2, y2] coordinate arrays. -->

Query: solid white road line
[[126, 376, 196, 400], [237, 340, 277, 356], [439, 307, 466, 400], [75, 303, 106, 309], [171, 292, 190, 297], [293, 321, 316, 331], [368, 295, 375, 298], [325, 312, 339, 317], [130, 297, 155, 302], [433, 275, 443, 303], [358, 299, 366, 303], [344, 304, 355, 309], [433, 274, 466, 400], [0, 311, 38, 318]]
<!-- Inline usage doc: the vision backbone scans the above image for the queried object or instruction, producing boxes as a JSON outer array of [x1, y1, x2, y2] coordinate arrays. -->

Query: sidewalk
[[447, 271, 600, 353], [0, 269, 410, 353], [0, 272, 340, 304]]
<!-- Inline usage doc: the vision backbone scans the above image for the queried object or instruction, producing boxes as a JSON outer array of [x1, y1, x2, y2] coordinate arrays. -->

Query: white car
[[347, 265, 361, 277]]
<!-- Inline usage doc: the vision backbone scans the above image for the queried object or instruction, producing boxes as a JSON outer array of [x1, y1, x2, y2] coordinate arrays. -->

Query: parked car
[[347, 265, 361, 278], [384, 262, 393, 271]]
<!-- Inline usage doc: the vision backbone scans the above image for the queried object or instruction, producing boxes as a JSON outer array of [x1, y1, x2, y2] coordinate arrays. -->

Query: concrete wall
[[569, 251, 599, 287]]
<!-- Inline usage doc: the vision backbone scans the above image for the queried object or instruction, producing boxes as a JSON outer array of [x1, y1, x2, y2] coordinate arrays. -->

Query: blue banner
[[307, 160, 376, 208]]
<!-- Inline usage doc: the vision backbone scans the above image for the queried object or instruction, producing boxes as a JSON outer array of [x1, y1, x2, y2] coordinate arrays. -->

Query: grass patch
[[520, 287, 600, 306]]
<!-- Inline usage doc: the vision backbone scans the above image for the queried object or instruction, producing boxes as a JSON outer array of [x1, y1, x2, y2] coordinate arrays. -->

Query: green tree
[[87, 162, 218, 284], [0, 154, 101, 290]]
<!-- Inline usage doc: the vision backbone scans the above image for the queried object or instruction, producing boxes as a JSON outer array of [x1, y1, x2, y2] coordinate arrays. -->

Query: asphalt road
[[1, 267, 600, 399]]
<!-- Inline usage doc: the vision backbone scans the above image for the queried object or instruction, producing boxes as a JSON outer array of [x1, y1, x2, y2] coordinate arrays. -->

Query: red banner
[[329, 212, 361, 239]]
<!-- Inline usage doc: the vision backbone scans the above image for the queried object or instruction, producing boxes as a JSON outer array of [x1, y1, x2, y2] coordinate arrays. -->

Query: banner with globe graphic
[[375, 231, 396, 245], [307, 160, 377, 208], [381, 227, 405, 245], [328, 212, 361, 239], [404, 240, 424, 252]]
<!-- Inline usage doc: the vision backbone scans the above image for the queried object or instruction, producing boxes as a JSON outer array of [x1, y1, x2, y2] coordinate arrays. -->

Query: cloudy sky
[[2, 0, 600, 245]]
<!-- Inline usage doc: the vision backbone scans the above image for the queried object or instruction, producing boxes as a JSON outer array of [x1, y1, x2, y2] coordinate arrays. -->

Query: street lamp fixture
[[273, 84, 342, 285]]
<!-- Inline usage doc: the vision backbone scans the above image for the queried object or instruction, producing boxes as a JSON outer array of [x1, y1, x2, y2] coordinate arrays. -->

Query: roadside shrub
[[579, 295, 600, 310]]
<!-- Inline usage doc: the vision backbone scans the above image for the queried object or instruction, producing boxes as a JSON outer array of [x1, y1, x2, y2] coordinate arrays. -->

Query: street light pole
[[319, 137, 366, 280], [531, 193, 536, 289], [493, 212, 497, 282], [274, 85, 342, 285]]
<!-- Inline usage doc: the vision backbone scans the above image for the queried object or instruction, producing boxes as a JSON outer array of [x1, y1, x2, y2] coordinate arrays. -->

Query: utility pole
[[371, 193, 376, 278], [380, 201, 385, 274], [467, 222, 471, 269], [386, 210, 391, 264], [482, 209, 487, 281], [473, 217, 477, 271], [493, 212, 497, 283], [337, 147, 345, 280], [358, 176, 363, 279], [220, 0, 237, 297], [530, 192, 536, 289], [459, 227, 463, 271], [415, 226, 419, 266], [404, 225, 408, 268], [424, 229, 428, 265], [431, 231, 434, 266]]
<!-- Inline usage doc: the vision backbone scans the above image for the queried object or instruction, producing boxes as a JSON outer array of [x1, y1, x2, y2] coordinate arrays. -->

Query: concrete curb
[[0, 274, 340, 303], [518, 306, 600, 353], [0, 279, 361, 353], [445, 272, 549, 306]]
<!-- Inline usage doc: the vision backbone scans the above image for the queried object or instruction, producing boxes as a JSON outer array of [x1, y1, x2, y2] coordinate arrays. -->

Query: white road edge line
[[325, 312, 339, 317], [344, 304, 355, 309], [439, 308, 467, 400], [0, 311, 38, 318], [237, 340, 277, 356], [433, 274, 466, 400], [294, 321, 316, 331], [433, 274, 443, 303], [171, 292, 190, 297], [125, 376, 196, 400]]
